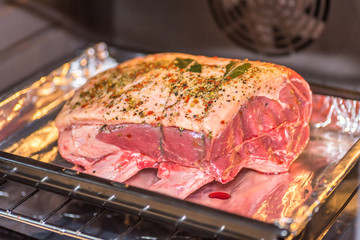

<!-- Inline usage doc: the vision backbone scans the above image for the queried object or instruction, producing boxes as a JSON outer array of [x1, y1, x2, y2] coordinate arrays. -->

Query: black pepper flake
[[100, 124, 107, 132]]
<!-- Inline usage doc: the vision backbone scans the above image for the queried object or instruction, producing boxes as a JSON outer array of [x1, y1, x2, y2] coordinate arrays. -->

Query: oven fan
[[208, 0, 330, 55]]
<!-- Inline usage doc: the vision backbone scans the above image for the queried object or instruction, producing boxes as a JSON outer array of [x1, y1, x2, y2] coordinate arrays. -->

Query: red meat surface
[[56, 53, 312, 199]]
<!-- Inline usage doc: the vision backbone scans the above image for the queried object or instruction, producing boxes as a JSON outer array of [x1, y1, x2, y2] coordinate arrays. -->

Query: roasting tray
[[0, 43, 359, 239]]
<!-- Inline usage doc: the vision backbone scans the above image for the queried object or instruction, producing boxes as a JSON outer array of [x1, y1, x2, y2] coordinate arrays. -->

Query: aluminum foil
[[0, 43, 359, 237], [0, 42, 117, 143]]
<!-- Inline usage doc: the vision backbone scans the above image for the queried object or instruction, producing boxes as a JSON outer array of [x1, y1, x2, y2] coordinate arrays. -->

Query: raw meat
[[55, 53, 312, 199]]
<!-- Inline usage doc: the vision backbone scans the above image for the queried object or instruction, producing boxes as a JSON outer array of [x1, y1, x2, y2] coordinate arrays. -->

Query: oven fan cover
[[208, 0, 330, 55]]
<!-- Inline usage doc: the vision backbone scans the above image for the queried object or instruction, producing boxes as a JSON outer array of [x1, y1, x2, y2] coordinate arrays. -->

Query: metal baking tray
[[0, 43, 359, 239]]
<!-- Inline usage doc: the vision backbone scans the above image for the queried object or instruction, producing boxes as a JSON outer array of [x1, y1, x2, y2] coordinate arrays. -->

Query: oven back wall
[[1, 0, 360, 92], [0, 0, 86, 93], [108, 0, 360, 91]]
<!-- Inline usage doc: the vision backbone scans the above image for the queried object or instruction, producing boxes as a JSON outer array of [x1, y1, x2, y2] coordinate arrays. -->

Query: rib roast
[[55, 53, 312, 199]]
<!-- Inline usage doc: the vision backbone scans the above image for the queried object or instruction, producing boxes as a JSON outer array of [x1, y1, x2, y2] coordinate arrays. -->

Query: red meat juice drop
[[208, 192, 231, 200]]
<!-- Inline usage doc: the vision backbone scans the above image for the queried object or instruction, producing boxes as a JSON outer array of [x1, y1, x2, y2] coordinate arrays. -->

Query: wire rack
[[0, 151, 285, 240], [0, 178, 193, 240], [0, 161, 200, 240]]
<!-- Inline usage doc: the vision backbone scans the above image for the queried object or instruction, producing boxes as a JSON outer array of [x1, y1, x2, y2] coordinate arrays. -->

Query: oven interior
[[0, 0, 359, 239]]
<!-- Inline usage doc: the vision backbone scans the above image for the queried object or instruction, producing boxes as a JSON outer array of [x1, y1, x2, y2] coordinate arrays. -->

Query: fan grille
[[208, 0, 330, 55]]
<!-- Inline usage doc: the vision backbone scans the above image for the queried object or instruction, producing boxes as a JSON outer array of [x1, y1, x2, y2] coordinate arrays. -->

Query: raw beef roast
[[55, 53, 312, 199]]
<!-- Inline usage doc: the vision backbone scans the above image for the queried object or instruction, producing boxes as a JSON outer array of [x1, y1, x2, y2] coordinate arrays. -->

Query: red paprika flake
[[147, 111, 154, 115]]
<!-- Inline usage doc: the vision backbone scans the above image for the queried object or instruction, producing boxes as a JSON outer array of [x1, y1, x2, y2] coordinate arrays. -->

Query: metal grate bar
[[0, 207, 104, 240], [40, 198, 72, 223], [165, 228, 180, 240], [7, 188, 39, 213], [118, 218, 143, 239], [76, 207, 107, 233]]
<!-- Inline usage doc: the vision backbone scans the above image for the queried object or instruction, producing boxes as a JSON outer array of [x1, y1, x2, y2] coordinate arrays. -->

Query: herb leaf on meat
[[175, 58, 202, 73], [224, 62, 251, 79], [189, 63, 202, 73], [175, 58, 194, 69]]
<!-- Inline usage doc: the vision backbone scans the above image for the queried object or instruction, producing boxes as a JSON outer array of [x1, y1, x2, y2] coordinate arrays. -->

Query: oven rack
[[0, 181, 197, 240], [0, 186, 105, 240], [0, 151, 287, 240]]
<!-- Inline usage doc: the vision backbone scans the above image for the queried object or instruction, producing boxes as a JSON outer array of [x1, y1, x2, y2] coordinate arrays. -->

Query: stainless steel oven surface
[[0, 1, 359, 239]]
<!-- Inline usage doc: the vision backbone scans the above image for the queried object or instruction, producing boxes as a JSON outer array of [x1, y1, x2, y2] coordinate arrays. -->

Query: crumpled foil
[[0, 43, 359, 237], [0, 42, 117, 143]]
